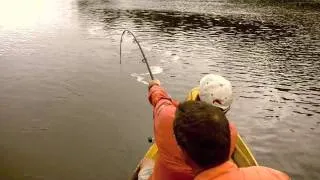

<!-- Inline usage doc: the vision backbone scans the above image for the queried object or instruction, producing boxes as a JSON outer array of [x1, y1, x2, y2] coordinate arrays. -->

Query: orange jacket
[[195, 161, 289, 180], [148, 85, 238, 180]]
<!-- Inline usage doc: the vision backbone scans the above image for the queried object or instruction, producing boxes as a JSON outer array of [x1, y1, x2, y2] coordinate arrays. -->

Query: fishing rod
[[120, 30, 156, 145], [119, 32, 216, 145], [120, 30, 154, 80]]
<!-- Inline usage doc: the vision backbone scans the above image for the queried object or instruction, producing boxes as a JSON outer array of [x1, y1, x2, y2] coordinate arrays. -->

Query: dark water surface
[[0, 0, 319, 179]]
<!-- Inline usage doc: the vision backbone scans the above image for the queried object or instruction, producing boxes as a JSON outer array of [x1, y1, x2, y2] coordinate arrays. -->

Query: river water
[[0, 0, 319, 179]]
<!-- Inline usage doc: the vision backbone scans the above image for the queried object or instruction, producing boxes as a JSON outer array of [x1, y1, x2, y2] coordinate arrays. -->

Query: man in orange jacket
[[141, 75, 238, 180], [173, 101, 289, 180]]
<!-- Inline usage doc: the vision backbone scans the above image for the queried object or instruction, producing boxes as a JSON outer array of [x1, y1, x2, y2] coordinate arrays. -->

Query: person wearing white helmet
[[186, 74, 233, 113]]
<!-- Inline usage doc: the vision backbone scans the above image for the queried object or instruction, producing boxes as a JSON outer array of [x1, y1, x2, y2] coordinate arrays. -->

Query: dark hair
[[173, 101, 230, 169]]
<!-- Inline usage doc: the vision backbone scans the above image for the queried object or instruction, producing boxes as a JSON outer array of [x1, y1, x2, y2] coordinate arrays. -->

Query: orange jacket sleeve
[[148, 85, 193, 180], [148, 85, 178, 116]]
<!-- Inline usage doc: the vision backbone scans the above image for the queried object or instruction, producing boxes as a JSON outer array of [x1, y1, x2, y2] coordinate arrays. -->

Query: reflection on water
[[78, 4, 319, 112], [1, 0, 319, 179]]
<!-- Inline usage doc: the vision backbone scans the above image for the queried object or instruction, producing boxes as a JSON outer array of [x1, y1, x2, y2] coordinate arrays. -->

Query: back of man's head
[[173, 101, 231, 169]]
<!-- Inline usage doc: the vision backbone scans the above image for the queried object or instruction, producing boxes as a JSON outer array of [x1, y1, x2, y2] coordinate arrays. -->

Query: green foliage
[[229, 0, 320, 9]]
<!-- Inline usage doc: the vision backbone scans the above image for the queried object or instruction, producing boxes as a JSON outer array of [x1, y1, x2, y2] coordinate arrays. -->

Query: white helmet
[[199, 74, 233, 112]]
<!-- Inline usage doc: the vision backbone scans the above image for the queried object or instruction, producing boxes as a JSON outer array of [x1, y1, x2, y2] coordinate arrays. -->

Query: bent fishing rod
[[119, 31, 216, 144], [120, 30, 154, 80]]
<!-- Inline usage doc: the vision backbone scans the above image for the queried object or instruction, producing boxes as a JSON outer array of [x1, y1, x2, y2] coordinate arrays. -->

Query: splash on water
[[130, 66, 163, 85], [150, 66, 163, 75], [131, 73, 148, 84]]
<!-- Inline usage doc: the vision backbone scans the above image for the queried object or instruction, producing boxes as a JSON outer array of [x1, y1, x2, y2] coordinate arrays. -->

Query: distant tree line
[[229, 0, 320, 9], [231, 0, 319, 2]]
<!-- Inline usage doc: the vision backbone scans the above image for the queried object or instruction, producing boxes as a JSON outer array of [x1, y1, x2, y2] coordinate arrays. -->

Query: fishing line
[[120, 30, 154, 80]]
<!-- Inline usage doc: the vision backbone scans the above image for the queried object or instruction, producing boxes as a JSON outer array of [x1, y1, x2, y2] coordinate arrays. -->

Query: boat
[[131, 88, 258, 180]]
